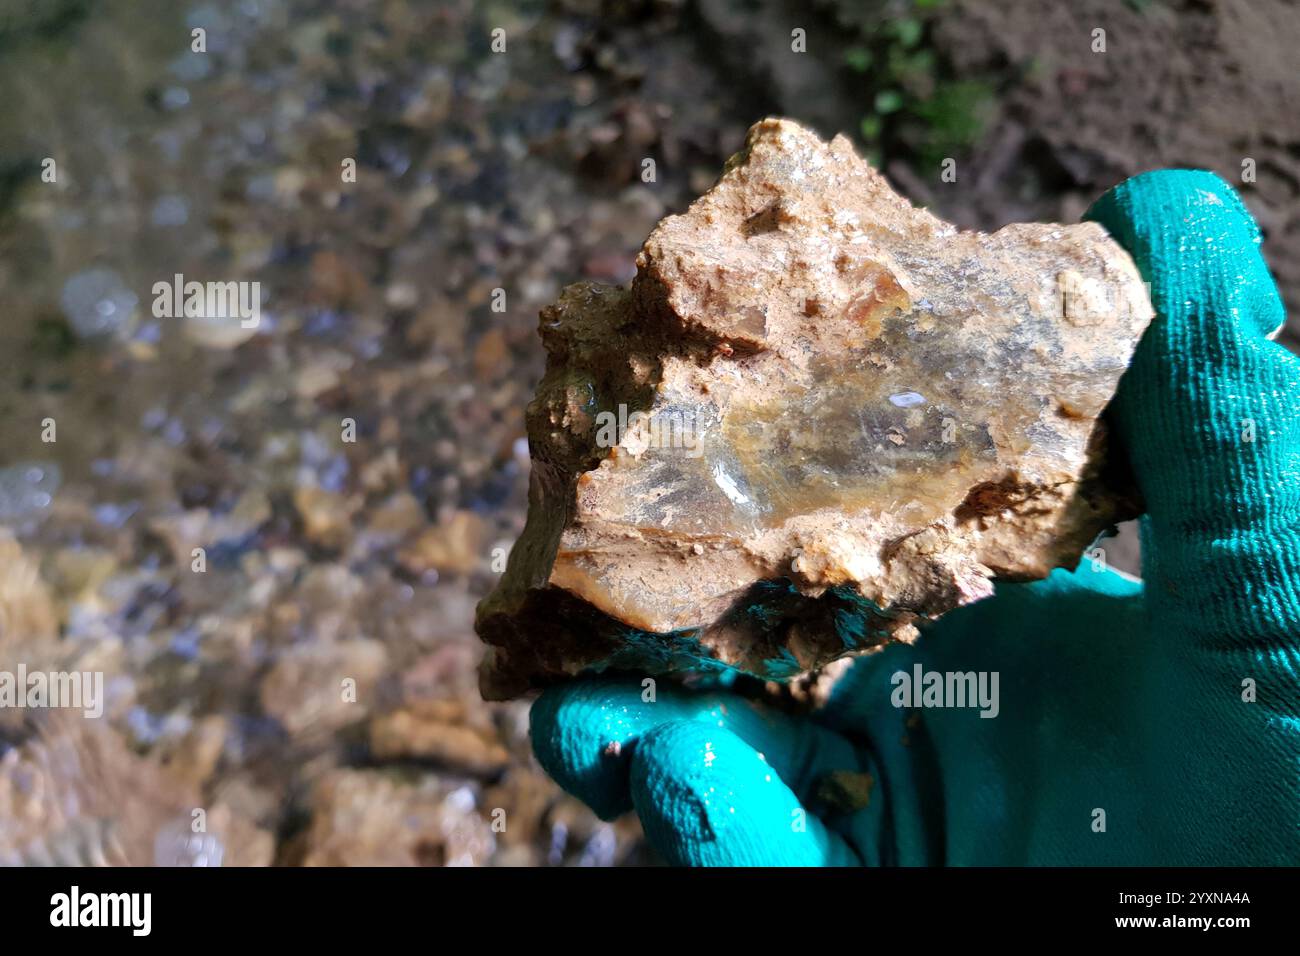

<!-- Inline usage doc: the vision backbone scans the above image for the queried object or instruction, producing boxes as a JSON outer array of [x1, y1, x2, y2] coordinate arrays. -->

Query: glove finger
[[530, 675, 868, 822], [630, 720, 862, 866], [1085, 171, 1300, 644]]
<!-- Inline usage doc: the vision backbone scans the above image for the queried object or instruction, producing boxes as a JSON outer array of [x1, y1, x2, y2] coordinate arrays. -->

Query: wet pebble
[[59, 268, 138, 342]]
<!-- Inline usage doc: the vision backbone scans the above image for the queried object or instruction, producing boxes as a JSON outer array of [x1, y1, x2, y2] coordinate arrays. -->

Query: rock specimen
[[477, 118, 1153, 699]]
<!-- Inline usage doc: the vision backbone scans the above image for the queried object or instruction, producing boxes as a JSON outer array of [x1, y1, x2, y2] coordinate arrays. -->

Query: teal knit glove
[[529, 170, 1300, 865]]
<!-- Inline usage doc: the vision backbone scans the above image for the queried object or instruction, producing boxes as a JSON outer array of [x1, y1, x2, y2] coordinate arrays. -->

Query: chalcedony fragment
[[477, 118, 1153, 699]]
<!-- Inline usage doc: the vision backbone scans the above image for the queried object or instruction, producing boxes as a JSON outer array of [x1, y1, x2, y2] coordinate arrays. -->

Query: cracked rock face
[[477, 118, 1152, 700]]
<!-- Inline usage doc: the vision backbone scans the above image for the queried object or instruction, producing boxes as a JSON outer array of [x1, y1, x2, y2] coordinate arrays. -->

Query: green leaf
[[890, 18, 923, 49], [874, 89, 904, 114], [843, 47, 873, 72]]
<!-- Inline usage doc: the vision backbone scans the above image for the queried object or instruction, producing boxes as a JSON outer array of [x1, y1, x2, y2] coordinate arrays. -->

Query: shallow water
[[0, 0, 745, 866]]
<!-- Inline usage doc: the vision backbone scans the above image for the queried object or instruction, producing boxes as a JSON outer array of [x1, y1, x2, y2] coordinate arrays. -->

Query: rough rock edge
[[477, 118, 1150, 700]]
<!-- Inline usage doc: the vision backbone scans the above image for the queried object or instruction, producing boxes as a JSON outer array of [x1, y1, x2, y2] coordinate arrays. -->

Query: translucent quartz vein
[[476, 118, 1152, 699]]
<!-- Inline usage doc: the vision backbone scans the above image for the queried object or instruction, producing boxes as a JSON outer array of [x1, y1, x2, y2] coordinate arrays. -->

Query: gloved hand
[[528, 170, 1300, 865]]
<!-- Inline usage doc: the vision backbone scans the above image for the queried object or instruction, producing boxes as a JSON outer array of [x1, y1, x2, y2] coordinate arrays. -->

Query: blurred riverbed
[[0, 0, 1296, 865], [0, 0, 739, 866]]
